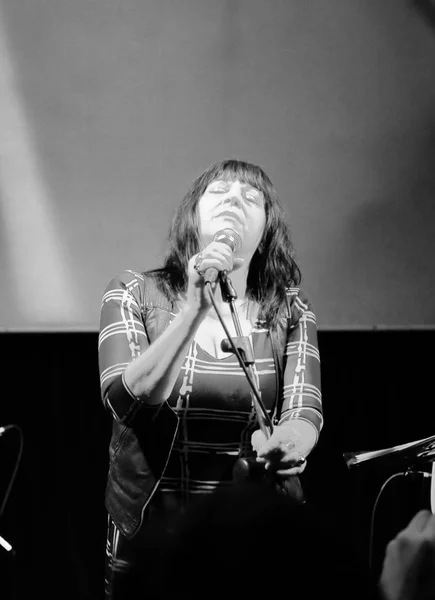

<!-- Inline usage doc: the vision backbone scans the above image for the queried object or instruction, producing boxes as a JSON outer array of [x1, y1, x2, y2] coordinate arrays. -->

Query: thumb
[[231, 258, 245, 272], [251, 429, 268, 453]]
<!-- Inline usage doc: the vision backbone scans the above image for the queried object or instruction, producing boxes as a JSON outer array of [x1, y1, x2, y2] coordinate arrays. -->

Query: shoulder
[[284, 287, 317, 326], [102, 269, 146, 296], [285, 286, 313, 311], [102, 269, 173, 312]]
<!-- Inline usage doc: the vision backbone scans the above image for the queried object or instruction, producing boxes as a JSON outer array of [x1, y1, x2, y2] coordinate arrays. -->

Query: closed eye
[[244, 191, 261, 202], [208, 183, 230, 193]]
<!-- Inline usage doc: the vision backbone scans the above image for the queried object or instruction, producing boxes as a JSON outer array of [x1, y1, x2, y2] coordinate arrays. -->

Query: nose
[[223, 188, 243, 207], [225, 195, 241, 207]]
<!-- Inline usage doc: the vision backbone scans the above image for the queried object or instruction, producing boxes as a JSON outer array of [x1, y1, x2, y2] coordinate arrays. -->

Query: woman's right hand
[[186, 241, 245, 312]]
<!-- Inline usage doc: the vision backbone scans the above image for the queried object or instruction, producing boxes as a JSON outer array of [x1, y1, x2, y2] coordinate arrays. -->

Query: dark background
[[0, 329, 433, 599]]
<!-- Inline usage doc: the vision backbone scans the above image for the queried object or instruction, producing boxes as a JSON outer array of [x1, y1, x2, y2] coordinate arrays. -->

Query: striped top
[[98, 270, 323, 514], [159, 327, 277, 507]]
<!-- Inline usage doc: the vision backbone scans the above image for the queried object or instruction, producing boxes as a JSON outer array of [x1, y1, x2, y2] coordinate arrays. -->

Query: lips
[[216, 211, 244, 226]]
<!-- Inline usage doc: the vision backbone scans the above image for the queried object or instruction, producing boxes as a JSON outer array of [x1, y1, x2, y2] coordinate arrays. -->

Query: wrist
[[276, 419, 318, 454], [181, 302, 208, 324]]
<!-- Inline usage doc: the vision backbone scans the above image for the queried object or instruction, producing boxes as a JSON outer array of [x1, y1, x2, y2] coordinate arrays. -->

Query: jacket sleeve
[[278, 288, 323, 444], [98, 270, 150, 422]]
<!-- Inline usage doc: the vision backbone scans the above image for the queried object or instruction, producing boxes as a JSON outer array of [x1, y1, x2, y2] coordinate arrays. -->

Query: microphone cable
[[368, 468, 431, 576]]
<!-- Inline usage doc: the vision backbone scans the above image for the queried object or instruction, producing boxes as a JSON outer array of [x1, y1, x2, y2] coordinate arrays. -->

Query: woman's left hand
[[251, 421, 316, 477]]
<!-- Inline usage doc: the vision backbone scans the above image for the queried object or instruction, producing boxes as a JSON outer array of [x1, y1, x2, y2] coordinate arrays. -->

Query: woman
[[98, 158, 323, 598]]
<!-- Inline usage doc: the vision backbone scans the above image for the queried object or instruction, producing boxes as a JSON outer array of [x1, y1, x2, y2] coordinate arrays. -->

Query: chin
[[217, 220, 243, 233]]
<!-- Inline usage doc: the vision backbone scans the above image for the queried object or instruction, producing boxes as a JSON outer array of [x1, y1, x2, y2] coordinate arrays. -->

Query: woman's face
[[197, 178, 266, 256]]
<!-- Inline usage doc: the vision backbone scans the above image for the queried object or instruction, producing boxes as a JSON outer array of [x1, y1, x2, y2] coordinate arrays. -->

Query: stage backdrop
[[0, 0, 435, 330]]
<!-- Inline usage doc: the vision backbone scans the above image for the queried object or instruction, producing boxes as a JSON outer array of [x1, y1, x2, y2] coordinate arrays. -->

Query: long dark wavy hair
[[148, 159, 301, 328]]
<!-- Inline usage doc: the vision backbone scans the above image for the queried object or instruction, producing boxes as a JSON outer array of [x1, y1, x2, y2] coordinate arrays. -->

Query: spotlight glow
[[0, 8, 79, 325]]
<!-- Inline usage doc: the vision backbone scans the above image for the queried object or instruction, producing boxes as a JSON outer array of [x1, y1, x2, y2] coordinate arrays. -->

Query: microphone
[[203, 228, 242, 285]]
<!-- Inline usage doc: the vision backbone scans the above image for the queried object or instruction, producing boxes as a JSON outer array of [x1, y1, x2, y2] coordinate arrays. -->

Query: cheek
[[197, 197, 217, 239], [197, 195, 215, 221], [197, 198, 209, 228], [254, 209, 267, 236], [254, 213, 267, 246], [245, 211, 266, 248]]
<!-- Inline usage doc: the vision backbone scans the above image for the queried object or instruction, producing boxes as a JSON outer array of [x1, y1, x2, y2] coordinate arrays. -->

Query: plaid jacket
[[98, 270, 322, 538]]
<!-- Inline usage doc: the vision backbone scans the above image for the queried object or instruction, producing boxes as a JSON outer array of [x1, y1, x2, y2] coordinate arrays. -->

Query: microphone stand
[[344, 435, 435, 578], [205, 272, 274, 483], [343, 434, 435, 469]]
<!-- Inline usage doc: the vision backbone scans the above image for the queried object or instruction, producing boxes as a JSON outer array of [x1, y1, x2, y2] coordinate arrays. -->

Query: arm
[[98, 270, 205, 421], [252, 288, 323, 476], [99, 245, 245, 421], [276, 288, 323, 453]]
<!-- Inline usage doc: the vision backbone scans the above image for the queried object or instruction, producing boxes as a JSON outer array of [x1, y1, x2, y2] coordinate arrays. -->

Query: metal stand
[[218, 271, 273, 439], [343, 433, 435, 470], [206, 271, 274, 484], [344, 435, 435, 580]]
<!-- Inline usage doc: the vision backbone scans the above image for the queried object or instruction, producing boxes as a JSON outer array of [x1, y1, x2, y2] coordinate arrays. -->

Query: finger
[[190, 256, 206, 282], [251, 429, 268, 453], [206, 243, 243, 267], [264, 458, 307, 476], [275, 450, 306, 467], [425, 513, 435, 537], [255, 436, 285, 458], [257, 447, 285, 462], [202, 253, 233, 269], [275, 462, 307, 477], [406, 509, 433, 533], [263, 452, 306, 472], [205, 244, 234, 266], [211, 241, 234, 256], [210, 254, 244, 273]]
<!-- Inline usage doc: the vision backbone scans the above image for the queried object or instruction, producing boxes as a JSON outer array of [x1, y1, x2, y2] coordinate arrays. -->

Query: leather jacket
[[103, 274, 299, 539]]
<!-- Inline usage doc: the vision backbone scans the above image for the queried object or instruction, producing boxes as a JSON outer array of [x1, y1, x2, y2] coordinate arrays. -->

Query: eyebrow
[[209, 180, 261, 192], [241, 183, 260, 192]]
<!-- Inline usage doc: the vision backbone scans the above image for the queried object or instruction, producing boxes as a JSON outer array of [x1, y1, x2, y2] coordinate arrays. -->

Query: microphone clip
[[218, 271, 238, 302], [221, 336, 255, 366]]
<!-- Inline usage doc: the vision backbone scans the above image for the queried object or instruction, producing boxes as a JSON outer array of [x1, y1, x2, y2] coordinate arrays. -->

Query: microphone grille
[[213, 228, 242, 253]]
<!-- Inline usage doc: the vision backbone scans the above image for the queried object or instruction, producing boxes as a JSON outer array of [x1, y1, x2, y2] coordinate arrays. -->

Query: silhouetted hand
[[379, 509, 435, 600]]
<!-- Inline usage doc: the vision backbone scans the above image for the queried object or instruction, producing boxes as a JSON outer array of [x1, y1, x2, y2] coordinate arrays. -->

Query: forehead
[[207, 171, 264, 191]]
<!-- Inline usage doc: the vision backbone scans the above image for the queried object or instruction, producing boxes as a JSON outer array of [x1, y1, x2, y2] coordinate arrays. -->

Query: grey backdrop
[[1, 0, 434, 330]]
